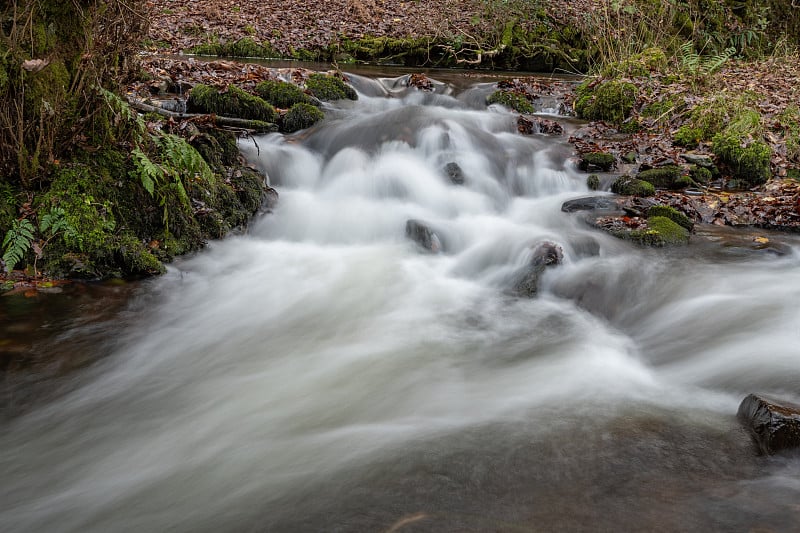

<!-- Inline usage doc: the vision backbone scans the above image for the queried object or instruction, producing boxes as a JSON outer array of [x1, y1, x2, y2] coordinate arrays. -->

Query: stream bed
[[1, 70, 799, 532]]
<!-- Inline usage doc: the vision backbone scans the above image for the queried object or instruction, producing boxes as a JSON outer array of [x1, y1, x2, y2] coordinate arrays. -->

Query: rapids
[[1, 72, 799, 532]]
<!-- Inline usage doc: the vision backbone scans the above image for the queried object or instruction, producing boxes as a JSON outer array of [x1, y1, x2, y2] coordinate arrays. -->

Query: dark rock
[[407, 73, 434, 91], [512, 241, 564, 297], [737, 394, 800, 455], [405, 219, 442, 253], [681, 153, 715, 168], [517, 115, 564, 135], [444, 162, 465, 185], [264, 186, 279, 210], [561, 196, 617, 213]]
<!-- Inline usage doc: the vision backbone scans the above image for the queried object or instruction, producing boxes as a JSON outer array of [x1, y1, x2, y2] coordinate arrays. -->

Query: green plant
[[679, 41, 736, 80], [2, 218, 34, 271], [188, 84, 278, 122], [575, 80, 637, 125], [712, 132, 772, 187]]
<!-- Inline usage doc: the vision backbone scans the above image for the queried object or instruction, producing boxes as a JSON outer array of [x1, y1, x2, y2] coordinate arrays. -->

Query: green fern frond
[[2, 218, 35, 271], [131, 147, 161, 196]]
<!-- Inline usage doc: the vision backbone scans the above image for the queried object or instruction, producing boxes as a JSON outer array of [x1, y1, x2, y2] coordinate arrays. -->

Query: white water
[[2, 74, 800, 531]]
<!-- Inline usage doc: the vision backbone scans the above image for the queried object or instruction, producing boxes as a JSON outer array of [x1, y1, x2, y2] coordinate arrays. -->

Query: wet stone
[[738, 394, 800, 455], [561, 196, 617, 213], [444, 162, 465, 185], [512, 241, 564, 297], [406, 220, 442, 253]]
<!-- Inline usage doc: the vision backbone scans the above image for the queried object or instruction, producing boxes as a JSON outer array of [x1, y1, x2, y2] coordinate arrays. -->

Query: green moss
[[712, 132, 772, 186], [486, 90, 535, 114], [636, 216, 690, 246], [637, 165, 688, 189], [254, 80, 311, 109], [674, 125, 703, 148], [690, 165, 712, 184], [282, 103, 325, 133], [610, 176, 655, 197], [188, 37, 278, 58], [579, 152, 615, 171], [647, 205, 694, 231], [575, 80, 637, 125], [586, 174, 600, 191], [603, 47, 668, 78], [188, 84, 278, 122], [305, 74, 357, 101], [335, 35, 435, 65]]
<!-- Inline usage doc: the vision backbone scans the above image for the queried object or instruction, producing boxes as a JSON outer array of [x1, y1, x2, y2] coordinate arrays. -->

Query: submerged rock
[[512, 241, 564, 297], [405, 220, 442, 253], [444, 162, 465, 185], [738, 394, 800, 455], [561, 196, 617, 213]]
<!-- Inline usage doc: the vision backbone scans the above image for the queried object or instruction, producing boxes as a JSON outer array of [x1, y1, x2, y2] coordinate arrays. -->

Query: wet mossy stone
[[189, 37, 278, 59], [575, 80, 637, 125], [712, 132, 772, 186], [647, 205, 694, 231], [282, 103, 325, 133], [579, 152, 615, 172], [690, 165, 713, 184], [305, 73, 357, 102], [254, 80, 311, 109], [486, 90, 535, 114], [587, 174, 600, 191], [187, 84, 277, 123], [637, 165, 689, 189], [610, 176, 655, 197], [628, 216, 690, 247]]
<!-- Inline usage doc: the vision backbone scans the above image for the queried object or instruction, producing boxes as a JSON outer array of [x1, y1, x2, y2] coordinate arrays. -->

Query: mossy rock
[[630, 216, 690, 247], [604, 47, 668, 78], [712, 132, 772, 186], [188, 37, 278, 58], [254, 80, 311, 109], [305, 74, 357, 102], [282, 103, 325, 133], [610, 176, 655, 197], [690, 165, 713, 184], [674, 125, 703, 148], [187, 84, 277, 122], [586, 174, 600, 191], [637, 165, 690, 189], [575, 80, 637, 125], [647, 205, 694, 231], [486, 90, 535, 114], [579, 152, 615, 171]]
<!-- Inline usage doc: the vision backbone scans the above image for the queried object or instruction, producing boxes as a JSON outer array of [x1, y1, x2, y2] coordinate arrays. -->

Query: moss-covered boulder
[[188, 37, 278, 59], [579, 152, 615, 172], [712, 132, 772, 187], [586, 174, 600, 191], [305, 74, 357, 102], [187, 84, 278, 123], [627, 216, 690, 246], [486, 90, 535, 114], [647, 205, 694, 231], [610, 176, 655, 197], [282, 103, 325, 133], [637, 165, 691, 189], [575, 80, 637, 125], [254, 80, 312, 109]]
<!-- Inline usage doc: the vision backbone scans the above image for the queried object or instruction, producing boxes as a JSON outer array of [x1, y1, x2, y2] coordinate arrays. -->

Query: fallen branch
[[126, 97, 278, 133]]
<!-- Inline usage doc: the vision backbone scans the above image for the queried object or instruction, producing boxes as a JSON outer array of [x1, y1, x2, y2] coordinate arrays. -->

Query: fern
[[703, 47, 736, 76], [2, 218, 35, 271], [131, 147, 161, 196]]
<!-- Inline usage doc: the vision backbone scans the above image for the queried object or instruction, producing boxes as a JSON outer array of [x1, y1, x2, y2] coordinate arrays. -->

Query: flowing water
[[2, 72, 800, 532]]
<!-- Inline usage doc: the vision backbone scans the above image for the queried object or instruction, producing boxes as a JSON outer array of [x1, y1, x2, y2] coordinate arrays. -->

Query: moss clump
[[282, 103, 325, 133], [712, 132, 772, 186], [690, 165, 712, 184], [674, 125, 704, 148], [630, 216, 690, 247], [254, 80, 311, 109], [647, 205, 694, 231], [611, 176, 655, 197], [305, 74, 357, 102], [189, 37, 278, 58], [637, 165, 689, 189], [575, 80, 637, 125], [486, 90, 535, 114], [587, 174, 600, 191], [579, 152, 615, 171], [187, 84, 277, 122], [604, 47, 668, 78]]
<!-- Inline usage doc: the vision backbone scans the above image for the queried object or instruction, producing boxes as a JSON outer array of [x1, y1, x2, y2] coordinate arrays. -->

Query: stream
[[1, 70, 799, 532]]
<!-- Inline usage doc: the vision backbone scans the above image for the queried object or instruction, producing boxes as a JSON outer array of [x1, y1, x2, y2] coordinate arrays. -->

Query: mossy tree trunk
[[0, 0, 147, 186]]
